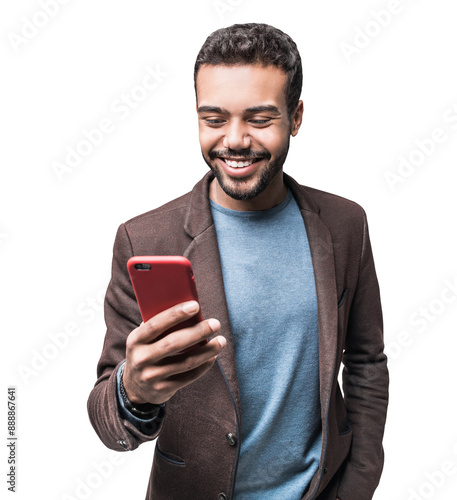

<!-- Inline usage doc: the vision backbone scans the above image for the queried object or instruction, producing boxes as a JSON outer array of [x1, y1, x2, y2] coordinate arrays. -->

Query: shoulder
[[124, 190, 192, 232], [301, 184, 366, 220], [287, 174, 367, 226], [286, 175, 370, 256], [289, 179, 375, 271], [117, 190, 194, 256]]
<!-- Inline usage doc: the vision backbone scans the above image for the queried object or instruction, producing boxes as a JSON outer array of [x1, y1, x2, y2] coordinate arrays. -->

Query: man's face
[[196, 64, 302, 206]]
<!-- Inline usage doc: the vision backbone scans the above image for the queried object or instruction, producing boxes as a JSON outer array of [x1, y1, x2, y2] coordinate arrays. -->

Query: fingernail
[[208, 318, 221, 332], [217, 336, 226, 348], [183, 301, 199, 313]]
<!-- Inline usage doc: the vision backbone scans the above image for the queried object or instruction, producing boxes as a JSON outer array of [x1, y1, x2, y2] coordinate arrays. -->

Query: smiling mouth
[[219, 157, 262, 168]]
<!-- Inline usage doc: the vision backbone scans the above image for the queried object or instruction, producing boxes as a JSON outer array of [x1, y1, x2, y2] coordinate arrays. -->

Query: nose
[[222, 119, 251, 151]]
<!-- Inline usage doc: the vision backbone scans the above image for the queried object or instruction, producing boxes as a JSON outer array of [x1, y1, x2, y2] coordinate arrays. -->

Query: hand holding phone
[[122, 256, 226, 405]]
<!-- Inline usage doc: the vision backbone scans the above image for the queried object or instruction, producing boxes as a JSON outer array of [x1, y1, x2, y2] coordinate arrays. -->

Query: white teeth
[[224, 159, 255, 168]]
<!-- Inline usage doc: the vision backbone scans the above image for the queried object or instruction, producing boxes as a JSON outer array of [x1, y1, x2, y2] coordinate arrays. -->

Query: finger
[[151, 318, 221, 360], [154, 335, 226, 377], [131, 301, 201, 344], [126, 337, 225, 404]]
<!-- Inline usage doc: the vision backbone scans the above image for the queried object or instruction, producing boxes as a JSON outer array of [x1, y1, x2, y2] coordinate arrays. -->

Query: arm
[[337, 210, 389, 499], [87, 224, 225, 451]]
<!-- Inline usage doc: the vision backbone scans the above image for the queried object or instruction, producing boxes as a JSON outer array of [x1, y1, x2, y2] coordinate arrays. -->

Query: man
[[88, 23, 388, 500]]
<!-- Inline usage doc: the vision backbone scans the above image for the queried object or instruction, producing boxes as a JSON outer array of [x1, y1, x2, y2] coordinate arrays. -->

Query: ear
[[290, 100, 304, 137]]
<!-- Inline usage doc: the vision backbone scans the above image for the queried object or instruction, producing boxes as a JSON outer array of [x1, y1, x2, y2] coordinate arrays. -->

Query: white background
[[2, 1, 457, 499]]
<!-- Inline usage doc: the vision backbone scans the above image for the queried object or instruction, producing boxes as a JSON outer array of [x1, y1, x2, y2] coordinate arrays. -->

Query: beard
[[202, 139, 290, 201]]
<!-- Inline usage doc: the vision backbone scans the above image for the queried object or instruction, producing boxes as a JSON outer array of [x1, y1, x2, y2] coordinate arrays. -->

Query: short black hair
[[194, 23, 302, 119]]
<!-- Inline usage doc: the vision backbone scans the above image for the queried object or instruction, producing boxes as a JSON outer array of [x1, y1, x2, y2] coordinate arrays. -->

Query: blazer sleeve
[[337, 210, 389, 499], [87, 223, 165, 451]]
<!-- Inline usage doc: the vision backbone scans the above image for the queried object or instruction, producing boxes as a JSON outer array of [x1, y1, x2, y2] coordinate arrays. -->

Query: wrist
[[119, 364, 165, 420]]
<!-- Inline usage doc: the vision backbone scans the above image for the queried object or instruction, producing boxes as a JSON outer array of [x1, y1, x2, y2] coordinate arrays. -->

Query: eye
[[202, 117, 226, 126], [249, 118, 272, 126]]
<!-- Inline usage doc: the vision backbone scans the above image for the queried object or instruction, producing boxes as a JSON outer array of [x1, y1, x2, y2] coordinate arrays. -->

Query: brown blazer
[[87, 172, 388, 500]]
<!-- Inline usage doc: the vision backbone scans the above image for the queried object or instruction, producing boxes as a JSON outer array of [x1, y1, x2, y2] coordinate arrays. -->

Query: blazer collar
[[183, 170, 320, 239], [183, 172, 215, 239], [283, 172, 320, 214]]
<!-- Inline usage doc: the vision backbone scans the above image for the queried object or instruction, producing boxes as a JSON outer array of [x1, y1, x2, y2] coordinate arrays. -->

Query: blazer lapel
[[182, 173, 242, 417], [285, 175, 338, 419]]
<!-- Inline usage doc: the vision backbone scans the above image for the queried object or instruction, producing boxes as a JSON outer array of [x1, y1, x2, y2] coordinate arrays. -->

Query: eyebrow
[[245, 105, 281, 115], [197, 105, 227, 114], [197, 105, 281, 115]]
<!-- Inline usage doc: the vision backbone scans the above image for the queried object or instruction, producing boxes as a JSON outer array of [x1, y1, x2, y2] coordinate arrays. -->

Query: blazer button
[[218, 493, 228, 500], [225, 433, 237, 446], [117, 439, 128, 450]]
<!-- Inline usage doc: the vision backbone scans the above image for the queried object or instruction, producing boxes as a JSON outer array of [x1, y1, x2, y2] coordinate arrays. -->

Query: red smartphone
[[127, 256, 207, 349]]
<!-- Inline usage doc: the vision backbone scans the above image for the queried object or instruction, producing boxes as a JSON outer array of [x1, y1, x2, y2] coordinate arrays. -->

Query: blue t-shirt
[[210, 191, 322, 499]]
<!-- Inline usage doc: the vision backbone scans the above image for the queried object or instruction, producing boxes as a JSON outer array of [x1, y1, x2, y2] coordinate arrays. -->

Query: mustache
[[209, 149, 271, 160]]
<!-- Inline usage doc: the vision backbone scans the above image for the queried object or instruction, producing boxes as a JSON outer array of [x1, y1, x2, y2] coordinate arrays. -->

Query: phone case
[[127, 256, 206, 346]]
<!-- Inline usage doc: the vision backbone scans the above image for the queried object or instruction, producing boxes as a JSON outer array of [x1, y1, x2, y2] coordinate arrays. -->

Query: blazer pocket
[[155, 442, 186, 467], [338, 417, 352, 435], [337, 288, 349, 308]]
